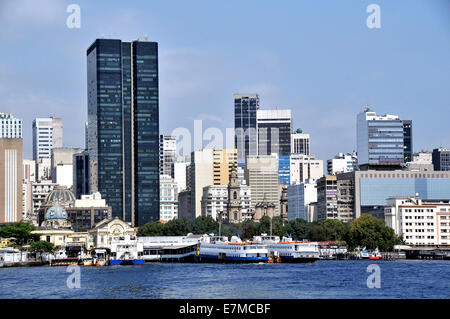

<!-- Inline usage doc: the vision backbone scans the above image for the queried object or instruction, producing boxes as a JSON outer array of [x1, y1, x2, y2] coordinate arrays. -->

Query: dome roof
[[45, 186, 76, 205], [45, 205, 68, 220], [296, 128, 303, 133]]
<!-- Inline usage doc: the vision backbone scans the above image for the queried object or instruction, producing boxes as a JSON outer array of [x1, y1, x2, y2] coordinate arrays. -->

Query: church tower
[[227, 166, 241, 223]]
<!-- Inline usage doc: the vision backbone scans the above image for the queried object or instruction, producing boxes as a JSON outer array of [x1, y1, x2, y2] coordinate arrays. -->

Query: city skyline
[[0, 0, 449, 164]]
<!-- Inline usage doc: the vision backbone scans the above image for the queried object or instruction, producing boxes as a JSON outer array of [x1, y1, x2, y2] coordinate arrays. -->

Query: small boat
[[369, 249, 382, 260], [92, 249, 109, 266], [82, 257, 94, 266], [110, 235, 144, 265]]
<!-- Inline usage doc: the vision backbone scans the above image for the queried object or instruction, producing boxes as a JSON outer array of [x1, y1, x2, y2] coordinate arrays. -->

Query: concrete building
[[201, 185, 228, 220], [288, 179, 317, 221], [327, 152, 358, 175], [23, 159, 36, 183], [413, 152, 433, 164], [160, 175, 178, 222], [291, 129, 310, 155], [257, 109, 292, 156], [66, 192, 112, 230], [245, 154, 280, 217], [0, 113, 22, 138], [337, 170, 450, 220], [173, 162, 189, 192], [36, 158, 52, 181], [0, 138, 23, 223], [159, 135, 177, 177], [317, 175, 338, 221], [290, 154, 323, 185], [178, 190, 193, 219], [51, 148, 84, 188], [32, 117, 63, 162], [432, 148, 450, 171], [385, 197, 450, 247], [357, 107, 411, 170]]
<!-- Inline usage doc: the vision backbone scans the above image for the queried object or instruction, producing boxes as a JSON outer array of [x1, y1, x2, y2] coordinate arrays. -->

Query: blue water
[[1, 260, 449, 299]]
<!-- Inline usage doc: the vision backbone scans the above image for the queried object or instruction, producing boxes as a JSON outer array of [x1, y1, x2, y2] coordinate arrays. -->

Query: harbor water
[[1, 260, 449, 299]]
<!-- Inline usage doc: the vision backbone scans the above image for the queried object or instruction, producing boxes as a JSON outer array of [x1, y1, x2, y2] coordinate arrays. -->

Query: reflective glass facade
[[234, 94, 259, 164], [87, 39, 159, 226], [278, 155, 290, 185]]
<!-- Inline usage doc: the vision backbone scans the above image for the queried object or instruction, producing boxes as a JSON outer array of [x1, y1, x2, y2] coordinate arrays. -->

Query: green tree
[[29, 240, 54, 253], [193, 216, 218, 235], [285, 218, 309, 240], [307, 222, 331, 241], [322, 219, 347, 241], [0, 222, 40, 246], [164, 218, 195, 236], [346, 214, 397, 251], [240, 219, 259, 240], [137, 221, 165, 236]]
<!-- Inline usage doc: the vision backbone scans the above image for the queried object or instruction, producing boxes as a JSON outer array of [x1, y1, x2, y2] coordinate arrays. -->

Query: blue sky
[[0, 0, 449, 161]]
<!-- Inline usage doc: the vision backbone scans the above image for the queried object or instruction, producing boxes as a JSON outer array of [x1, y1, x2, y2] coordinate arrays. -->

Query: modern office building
[[357, 107, 411, 170], [159, 175, 178, 222], [257, 109, 291, 156], [291, 129, 310, 155], [288, 179, 317, 221], [66, 192, 112, 230], [385, 197, 450, 247], [337, 170, 450, 219], [159, 135, 177, 177], [234, 94, 259, 166], [32, 117, 63, 161], [432, 148, 450, 171], [174, 162, 189, 192], [290, 154, 323, 185], [0, 113, 22, 138], [212, 149, 238, 185], [245, 154, 280, 217], [87, 38, 160, 226], [327, 152, 358, 175], [0, 137, 23, 223], [73, 151, 89, 199], [278, 155, 291, 185], [51, 147, 84, 189]]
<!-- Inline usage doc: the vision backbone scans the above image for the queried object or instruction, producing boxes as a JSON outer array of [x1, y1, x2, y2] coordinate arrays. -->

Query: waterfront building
[[160, 175, 178, 222], [291, 129, 310, 155], [337, 170, 450, 219], [327, 152, 358, 175], [257, 109, 292, 156], [288, 179, 317, 221], [88, 217, 136, 249], [87, 38, 160, 226], [0, 133, 23, 223], [245, 154, 280, 217], [159, 135, 177, 177], [385, 197, 450, 247], [290, 154, 323, 185], [234, 94, 259, 166], [357, 107, 411, 170], [73, 151, 89, 198], [316, 175, 338, 221], [432, 148, 450, 171]]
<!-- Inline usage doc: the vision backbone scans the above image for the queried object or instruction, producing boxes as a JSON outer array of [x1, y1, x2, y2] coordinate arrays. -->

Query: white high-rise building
[[174, 162, 189, 192], [160, 175, 178, 222], [0, 113, 22, 138], [327, 152, 358, 175], [288, 179, 317, 221], [291, 129, 310, 155], [159, 135, 177, 177], [32, 117, 63, 161], [290, 154, 323, 185]]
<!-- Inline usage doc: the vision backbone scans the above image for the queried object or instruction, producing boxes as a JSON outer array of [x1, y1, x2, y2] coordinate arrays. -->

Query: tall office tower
[[244, 154, 280, 218], [159, 175, 178, 222], [403, 120, 413, 163], [32, 117, 63, 160], [234, 94, 259, 166], [327, 152, 358, 175], [316, 175, 338, 221], [290, 154, 323, 185], [291, 129, 310, 155], [87, 38, 160, 226], [257, 109, 292, 156], [0, 113, 23, 138], [357, 107, 412, 170], [189, 148, 237, 218], [287, 179, 317, 221], [432, 148, 450, 171], [159, 135, 176, 177], [73, 151, 89, 199], [0, 121, 23, 223]]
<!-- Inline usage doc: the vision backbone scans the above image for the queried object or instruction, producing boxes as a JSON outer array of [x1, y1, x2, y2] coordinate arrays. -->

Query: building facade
[[159, 135, 176, 177], [257, 109, 292, 156], [291, 129, 310, 155], [327, 152, 358, 175], [32, 117, 63, 162], [432, 148, 450, 171], [288, 179, 317, 221], [316, 175, 338, 221], [160, 175, 178, 222], [234, 94, 259, 166], [87, 38, 160, 226], [73, 151, 89, 199], [290, 154, 323, 185], [0, 113, 22, 138]]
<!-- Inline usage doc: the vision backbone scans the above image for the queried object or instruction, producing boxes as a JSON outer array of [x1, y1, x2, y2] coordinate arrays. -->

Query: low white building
[[385, 197, 450, 247], [287, 179, 317, 220], [160, 175, 178, 222], [327, 152, 357, 175]]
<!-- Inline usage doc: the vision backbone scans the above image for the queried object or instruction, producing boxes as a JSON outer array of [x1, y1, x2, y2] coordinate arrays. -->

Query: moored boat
[[254, 235, 319, 263], [110, 235, 144, 265]]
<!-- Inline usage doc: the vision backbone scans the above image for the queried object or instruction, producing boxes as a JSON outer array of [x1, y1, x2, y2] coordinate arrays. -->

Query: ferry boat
[[50, 248, 80, 266], [110, 235, 144, 265], [196, 236, 269, 263], [254, 234, 320, 263], [91, 248, 109, 266]]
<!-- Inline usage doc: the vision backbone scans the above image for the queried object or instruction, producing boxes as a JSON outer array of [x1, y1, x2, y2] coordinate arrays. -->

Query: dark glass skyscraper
[[234, 94, 259, 166], [87, 38, 159, 226], [403, 120, 413, 163]]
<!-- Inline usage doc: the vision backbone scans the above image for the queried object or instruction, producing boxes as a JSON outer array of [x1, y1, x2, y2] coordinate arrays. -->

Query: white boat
[[254, 234, 320, 263], [91, 248, 109, 266], [110, 235, 144, 265], [196, 236, 269, 263]]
